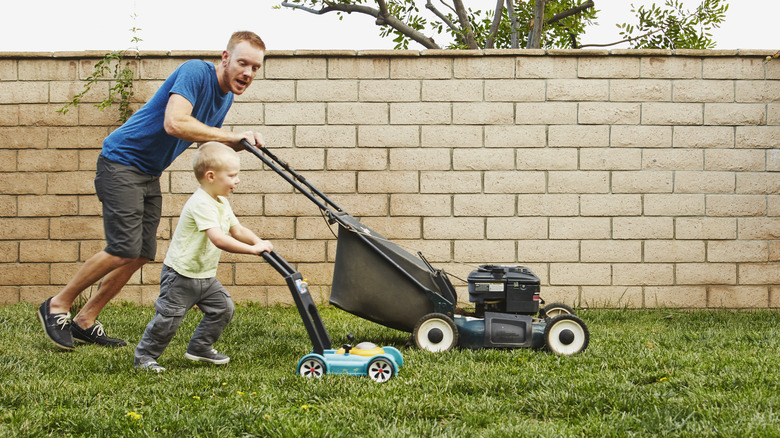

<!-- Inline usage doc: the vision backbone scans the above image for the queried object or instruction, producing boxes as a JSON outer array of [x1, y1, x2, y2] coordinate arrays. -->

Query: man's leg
[[73, 256, 149, 329], [39, 250, 133, 350]]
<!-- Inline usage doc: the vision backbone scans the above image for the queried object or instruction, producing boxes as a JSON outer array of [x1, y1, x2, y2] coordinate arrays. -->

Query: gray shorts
[[94, 154, 162, 260]]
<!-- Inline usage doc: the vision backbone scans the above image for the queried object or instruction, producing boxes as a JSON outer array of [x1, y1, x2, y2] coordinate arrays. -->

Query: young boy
[[134, 142, 273, 372]]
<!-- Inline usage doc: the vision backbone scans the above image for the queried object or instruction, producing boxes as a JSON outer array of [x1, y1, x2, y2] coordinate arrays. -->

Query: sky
[[0, 1, 776, 52]]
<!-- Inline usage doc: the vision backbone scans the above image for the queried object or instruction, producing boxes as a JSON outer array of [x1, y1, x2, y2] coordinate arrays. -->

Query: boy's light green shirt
[[164, 187, 239, 278]]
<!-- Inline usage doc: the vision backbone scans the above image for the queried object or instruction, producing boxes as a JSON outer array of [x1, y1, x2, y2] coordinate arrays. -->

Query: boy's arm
[[205, 226, 273, 255]]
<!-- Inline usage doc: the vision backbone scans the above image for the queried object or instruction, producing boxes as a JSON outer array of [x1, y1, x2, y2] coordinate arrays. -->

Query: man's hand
[[234, 131, 265, 151]]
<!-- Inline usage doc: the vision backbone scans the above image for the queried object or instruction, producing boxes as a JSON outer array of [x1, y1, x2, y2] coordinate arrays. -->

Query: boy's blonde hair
[[193, 142, 239, 182]]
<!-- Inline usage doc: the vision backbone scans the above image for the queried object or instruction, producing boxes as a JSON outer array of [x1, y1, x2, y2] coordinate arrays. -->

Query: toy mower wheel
[[538, 302, 576, 319], [413, 313, 458, 352], [299, 356, 326, 378], [544, 314, 589, 356], [367, 357, 395, 383]]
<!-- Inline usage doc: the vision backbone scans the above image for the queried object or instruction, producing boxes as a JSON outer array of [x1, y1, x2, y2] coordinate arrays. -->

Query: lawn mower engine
[[468, 264, 541, 317], [449, 264, 589, 354]]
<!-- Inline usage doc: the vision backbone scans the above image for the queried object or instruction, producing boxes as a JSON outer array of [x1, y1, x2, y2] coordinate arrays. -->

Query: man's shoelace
[[89, 321, 106, 337], [54, 313, 71, 330]]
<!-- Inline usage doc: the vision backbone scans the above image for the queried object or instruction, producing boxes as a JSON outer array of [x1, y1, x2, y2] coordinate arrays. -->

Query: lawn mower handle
[[240, 139, 344, 220]]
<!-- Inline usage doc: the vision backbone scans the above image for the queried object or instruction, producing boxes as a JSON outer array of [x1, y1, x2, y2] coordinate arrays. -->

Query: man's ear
[[221, 50, 229, 67]]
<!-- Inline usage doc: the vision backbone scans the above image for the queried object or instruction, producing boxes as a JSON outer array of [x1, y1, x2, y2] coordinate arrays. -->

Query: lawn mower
[[243, 140, 589, 356], [261, 250, 403, 382]]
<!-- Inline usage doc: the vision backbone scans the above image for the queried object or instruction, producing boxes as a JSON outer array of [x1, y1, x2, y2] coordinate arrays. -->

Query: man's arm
[[163, 94, 265, 150]]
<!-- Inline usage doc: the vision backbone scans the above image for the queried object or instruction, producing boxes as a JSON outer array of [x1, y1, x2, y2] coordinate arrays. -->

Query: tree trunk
[[526, 0, 547, 49]]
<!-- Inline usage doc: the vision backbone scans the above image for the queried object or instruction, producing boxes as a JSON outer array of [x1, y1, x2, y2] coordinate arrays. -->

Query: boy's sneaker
[[135, 360, 166, 373], [71, 320, 127, 347], [37, 298, 74, 351], [185, 349, 230, 365]]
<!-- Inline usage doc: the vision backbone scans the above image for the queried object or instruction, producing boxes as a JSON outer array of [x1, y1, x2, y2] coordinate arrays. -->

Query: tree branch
[[280, 1, 440, 49], [526, 0, 546, 49], [452, 0, 478, 49], [485, 0, 505, 49], [425, 0, 459, 34], [546, 0, 594, 26]]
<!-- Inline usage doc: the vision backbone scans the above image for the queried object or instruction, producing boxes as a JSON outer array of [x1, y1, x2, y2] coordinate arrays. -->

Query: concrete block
[[709, 286, 769, 308], [484, 171, 546, 194], [645, 240, 705, 263], [578, 102, 641, 125], [640, 57, 701, 79], [391, 102, 452, 125], [674, 171, 735, 194], [486, 217, 548, 239], [676, 217, 737, 240], [485, 126, 545, 148], [611, 126, 672, 148], [390, 58, 451, 79], [703, 57, 765, 79], [359, 125, 419, 147], [704, 103, 766, 125], [581, 240, 642, 263], [517, 148, 578, 170], [613, 217, 674, 239], [548, 171, 609, 193], [580, 194, 642, 216], [453, 148, 514, 171], [517, 240, 579, 262], [645, 286, 707, 308], [644, 194, 705, 216], [516, 56, 577, 79], [673, 80, 734, 102], [420, 171, 481, 194], [579, 56, 639, 78], [422, 125, 482, 148], [580, 148, 642, 170], [610, 79, 671, 102], [613, 263, 674, 286], [484, 79, 545, 102], [297, 80, 358, 102], [705, 149, 766, 171], [328, 58, 389, 79], [328, 102, 388, 125], [642, 102, 703, 125], [265, 57, 327, 79], [516, 102, 577, 125], [360, 80, 420, 102], [676, 263, 737, 285], [454, 56, 514, 78], [423, 79, 482, 101], [453, 194, 515, 217], [547, 79, 609, 101], [549, 217, 611, 239]]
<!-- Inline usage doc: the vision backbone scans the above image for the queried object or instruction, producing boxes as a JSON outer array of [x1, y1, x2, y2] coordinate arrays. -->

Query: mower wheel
[[544, 314, 589, 356], [413, 313, 458, 353], [299, 356, 326, 378], [538, 302, 576, 319], [367, 357, 395, 383]]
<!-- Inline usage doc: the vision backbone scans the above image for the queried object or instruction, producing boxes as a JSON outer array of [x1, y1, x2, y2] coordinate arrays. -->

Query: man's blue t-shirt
[[102, 60, 234, 176]]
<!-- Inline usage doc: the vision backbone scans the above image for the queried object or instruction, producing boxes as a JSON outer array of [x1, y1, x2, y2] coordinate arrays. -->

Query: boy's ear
[[204, 170, 216, 182]]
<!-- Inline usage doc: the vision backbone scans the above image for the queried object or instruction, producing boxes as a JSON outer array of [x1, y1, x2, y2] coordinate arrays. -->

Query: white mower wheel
[[412, 313, 458, 352], [544, 314, 589, 356], [539, 302, 576, 318], [299, 356, 326, 378], [367, 357, 395, 383]]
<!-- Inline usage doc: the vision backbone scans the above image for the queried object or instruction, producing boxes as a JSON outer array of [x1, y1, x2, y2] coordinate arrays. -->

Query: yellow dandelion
[[301, 405, 309, 410], [237, 391, 244, 396], [126, 412, 142, 420], [192, 395, 201, 400]]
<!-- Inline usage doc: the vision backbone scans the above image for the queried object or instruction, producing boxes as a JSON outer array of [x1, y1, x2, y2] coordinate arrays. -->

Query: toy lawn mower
[[261, 250, 403, 382], [244, 141, 589, 356]]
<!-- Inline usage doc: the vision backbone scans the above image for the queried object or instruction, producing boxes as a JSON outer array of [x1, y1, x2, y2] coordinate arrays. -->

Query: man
[[37, 31, 267, 350]]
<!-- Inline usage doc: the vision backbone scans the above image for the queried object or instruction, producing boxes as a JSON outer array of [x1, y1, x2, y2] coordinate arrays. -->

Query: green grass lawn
[[1, 303, 779, 437]]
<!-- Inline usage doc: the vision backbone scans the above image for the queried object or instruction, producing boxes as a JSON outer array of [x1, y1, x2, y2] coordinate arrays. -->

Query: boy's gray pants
[[134, 264, 235, 365]]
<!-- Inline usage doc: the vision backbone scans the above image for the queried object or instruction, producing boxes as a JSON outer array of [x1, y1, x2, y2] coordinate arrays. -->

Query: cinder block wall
[[1, 49, 778, 309]]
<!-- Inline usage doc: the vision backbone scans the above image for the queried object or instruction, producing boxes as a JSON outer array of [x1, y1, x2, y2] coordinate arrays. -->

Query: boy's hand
[[252, 240, 274, 255]]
